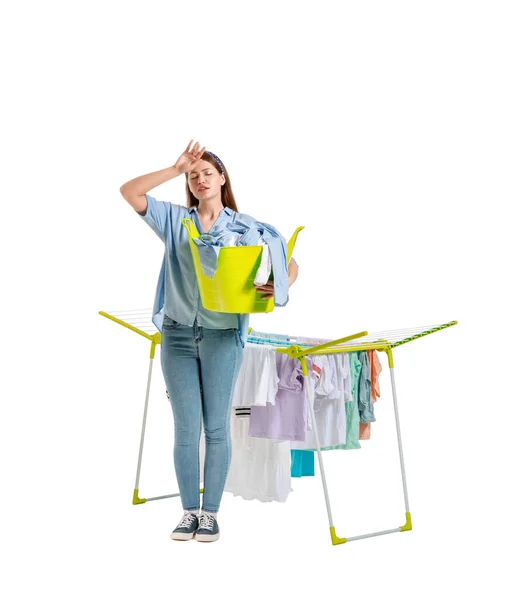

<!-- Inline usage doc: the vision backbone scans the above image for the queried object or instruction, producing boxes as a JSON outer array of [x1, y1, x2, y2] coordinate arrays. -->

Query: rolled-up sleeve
[[137, 194, 171, 243]]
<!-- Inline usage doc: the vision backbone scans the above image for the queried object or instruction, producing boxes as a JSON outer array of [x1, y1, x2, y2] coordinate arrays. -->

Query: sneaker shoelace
[[199, 514, 215, 531], [178, 513, 197, 529]]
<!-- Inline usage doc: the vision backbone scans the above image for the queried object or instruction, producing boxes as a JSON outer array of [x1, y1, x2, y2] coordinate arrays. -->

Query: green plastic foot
[[132, 489, 146, 505], [330, 526, 346, 545], [400, 512, 412, 531]]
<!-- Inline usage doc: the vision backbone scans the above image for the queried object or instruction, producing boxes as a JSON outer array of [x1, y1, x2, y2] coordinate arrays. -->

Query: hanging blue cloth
[[291, 450, 315, 477], [357, 351, 376, 423]]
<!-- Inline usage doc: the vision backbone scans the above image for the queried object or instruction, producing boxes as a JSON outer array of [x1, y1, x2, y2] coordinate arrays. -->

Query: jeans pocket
[[162, 314, 180, 331]]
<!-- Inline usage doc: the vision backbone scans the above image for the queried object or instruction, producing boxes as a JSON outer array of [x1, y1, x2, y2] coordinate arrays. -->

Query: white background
[[2, 0, 526, 598]]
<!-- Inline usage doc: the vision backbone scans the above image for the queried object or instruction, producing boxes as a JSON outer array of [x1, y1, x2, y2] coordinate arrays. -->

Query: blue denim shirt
[[138, 194, 297, 348]]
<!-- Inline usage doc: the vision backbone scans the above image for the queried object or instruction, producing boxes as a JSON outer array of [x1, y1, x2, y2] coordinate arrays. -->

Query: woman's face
[[188, 159, 225, 200]]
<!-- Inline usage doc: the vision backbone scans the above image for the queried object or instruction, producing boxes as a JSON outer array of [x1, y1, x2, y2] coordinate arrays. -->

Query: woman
[[120, 140, 299, 542]]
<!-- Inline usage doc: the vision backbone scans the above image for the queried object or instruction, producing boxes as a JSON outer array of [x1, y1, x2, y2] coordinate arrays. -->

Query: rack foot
[[400, 512, 412, 531], [330, 526, 346, 545], [133, 489, 147, 505]]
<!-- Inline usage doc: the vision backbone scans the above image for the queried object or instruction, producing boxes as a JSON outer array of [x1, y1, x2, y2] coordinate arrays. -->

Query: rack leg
[[387, 350, 412, 530], [301, 358, 345, 545], [314, 349, 412, 544], [132, 340, 157, 505]]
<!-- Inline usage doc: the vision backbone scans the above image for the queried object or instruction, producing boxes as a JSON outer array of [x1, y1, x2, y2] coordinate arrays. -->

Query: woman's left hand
[[255, 281, 275, 299], [255, 277, 293, 299]]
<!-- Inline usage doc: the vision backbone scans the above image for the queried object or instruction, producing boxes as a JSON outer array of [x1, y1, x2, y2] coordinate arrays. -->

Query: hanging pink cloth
[[368, 350, 382, 403], [359, 422, 371, 440]]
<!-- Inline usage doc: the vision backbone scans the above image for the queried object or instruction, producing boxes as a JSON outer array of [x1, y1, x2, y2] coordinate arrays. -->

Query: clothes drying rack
[[99, 308, 457, 546]]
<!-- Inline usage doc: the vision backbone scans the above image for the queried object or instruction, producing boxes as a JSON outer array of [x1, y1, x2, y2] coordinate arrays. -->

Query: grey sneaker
[[171, 512, 199, 541], [195, 513, 220, 542]]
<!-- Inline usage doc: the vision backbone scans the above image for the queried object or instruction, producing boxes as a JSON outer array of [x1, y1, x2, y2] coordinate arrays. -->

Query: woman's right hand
[[173, 140, 206, 175]]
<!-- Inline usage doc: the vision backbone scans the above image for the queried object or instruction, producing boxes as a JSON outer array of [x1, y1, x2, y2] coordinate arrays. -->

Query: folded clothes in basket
[[192, 220, 289, 305]]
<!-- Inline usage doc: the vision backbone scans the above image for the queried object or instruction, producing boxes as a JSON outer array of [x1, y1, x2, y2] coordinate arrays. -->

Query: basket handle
[[287, 226, 304, 264], [182, 218, 200, 240]]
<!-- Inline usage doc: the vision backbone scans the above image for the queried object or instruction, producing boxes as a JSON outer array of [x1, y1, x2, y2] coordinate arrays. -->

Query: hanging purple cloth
[[248, 353, 312, 442]]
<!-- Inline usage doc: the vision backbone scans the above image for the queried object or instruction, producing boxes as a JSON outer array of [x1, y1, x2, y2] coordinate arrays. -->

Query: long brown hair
[[185, 151, 239, 212]]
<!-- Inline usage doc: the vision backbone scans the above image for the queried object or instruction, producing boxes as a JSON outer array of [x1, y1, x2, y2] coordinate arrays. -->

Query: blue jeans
[[161, 314, 244, 513]]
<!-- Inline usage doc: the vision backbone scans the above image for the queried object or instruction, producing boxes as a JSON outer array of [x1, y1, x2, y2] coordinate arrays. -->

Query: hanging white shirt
[[291, 355, 346, 449], [231, 343, 280, 407]]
